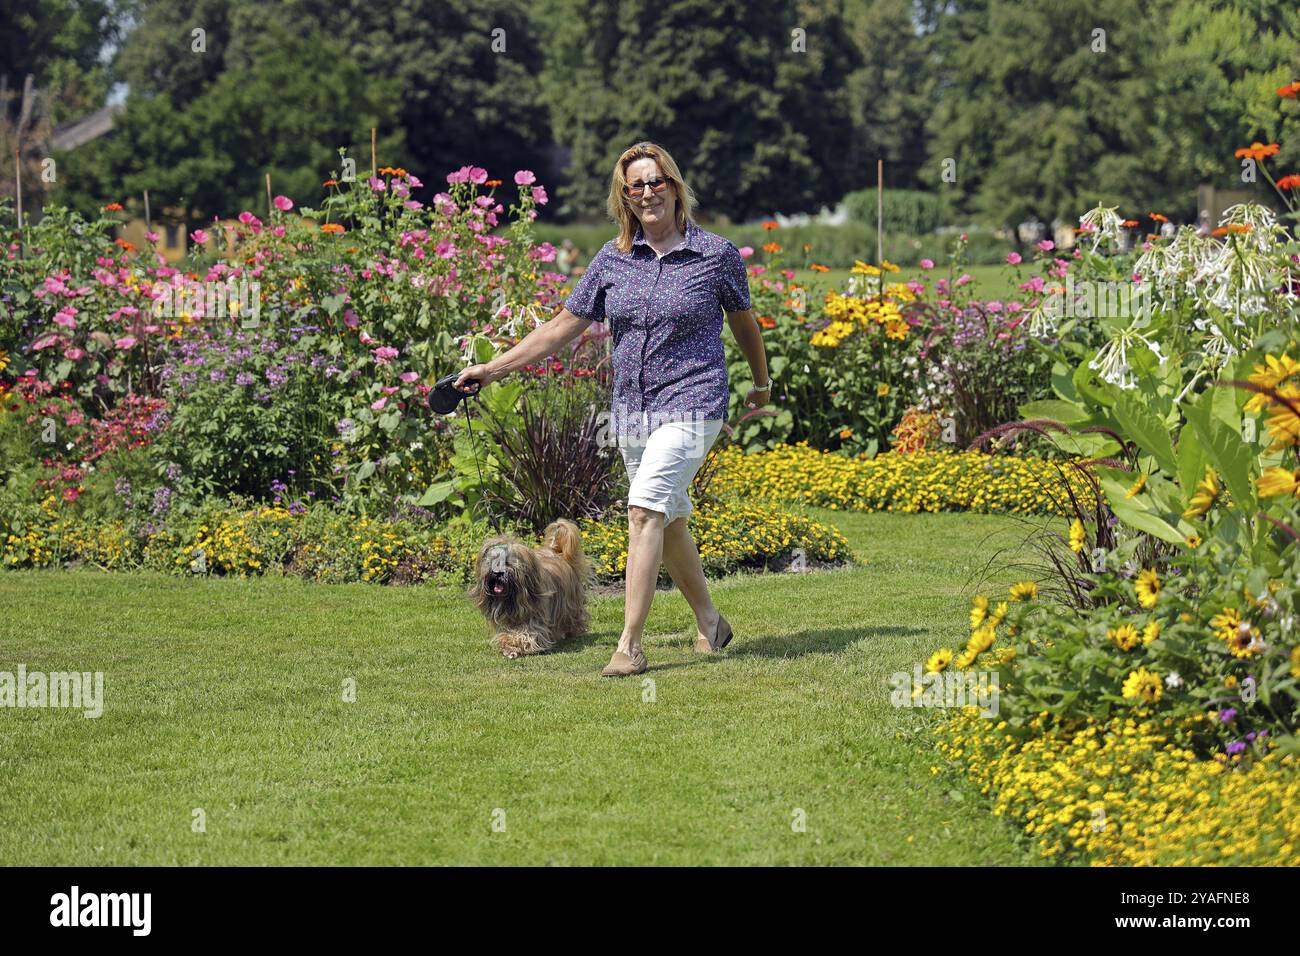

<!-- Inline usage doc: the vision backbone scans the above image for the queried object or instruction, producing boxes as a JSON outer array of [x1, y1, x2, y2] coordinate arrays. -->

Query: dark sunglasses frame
[[623, 177, 672, 197]]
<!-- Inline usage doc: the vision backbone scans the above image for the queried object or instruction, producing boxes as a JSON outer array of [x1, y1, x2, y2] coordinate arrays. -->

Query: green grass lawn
[[788, 264, 1024, 301], [0, 509, 1053, 865]]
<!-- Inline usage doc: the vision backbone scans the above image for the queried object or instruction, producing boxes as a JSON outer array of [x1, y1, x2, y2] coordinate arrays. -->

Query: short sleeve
[[563, 246, 610, 323], [717, 243, 751, 312]]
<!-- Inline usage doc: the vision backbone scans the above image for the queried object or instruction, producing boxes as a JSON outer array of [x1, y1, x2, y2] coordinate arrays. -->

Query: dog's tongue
[[492, 582, 505, 594]]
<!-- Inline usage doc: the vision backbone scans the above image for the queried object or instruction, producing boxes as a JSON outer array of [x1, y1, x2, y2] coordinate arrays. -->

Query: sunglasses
[[623, 177, 671, 198]]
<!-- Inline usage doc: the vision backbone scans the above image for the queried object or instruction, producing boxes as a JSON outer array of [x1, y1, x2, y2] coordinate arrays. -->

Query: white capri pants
[[619, 415, 726, 524]]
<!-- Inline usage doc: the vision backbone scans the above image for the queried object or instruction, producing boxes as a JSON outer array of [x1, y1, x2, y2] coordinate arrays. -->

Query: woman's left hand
[[744, 386, 771, 409]]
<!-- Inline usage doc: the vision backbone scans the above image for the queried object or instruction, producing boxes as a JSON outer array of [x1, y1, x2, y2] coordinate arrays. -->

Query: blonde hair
[[606, 142, 697, 253]]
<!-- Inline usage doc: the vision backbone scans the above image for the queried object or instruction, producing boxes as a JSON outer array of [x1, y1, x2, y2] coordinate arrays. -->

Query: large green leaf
[[1018, 399, 1089, 424], [1112, 391, 1176, 474], [1184, 394, 1256, 518], [1097, 474, 1184, 544]]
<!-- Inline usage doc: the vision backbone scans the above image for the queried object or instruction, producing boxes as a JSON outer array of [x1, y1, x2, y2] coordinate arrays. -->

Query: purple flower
[[1218, 708, 1237, 723], [1225, 740, 1247, 755]]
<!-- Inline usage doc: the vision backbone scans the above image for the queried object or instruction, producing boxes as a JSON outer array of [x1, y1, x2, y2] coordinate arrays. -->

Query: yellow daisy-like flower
[[1244, 353, 1300, 412], [1184, 533, 1202, 549], [1135, 569, 1161, 608], [1226, 625, 1261, 659], [877, 382, 891, 397], [884, 319, 909, 341], [1142, 620, 1161, 645], [1125, 473, 1148, 498], [1264, 384, 1300, 450], [987, 601, 1009, 628], [925, 648, 953, 673], [1182, 466, 1220, 519], [1257, 466, 1300, 498], [1068, 518, 1086, 553], [1211, 607, 1242, 642], [967, 624, 996, 656], [969, 594, 989, 629], [954, 647, 978, 670], [1121, 667, 1162, 705], [851, 260, 882, 276], [1109, 623, 1141, 651], [1224, 674, 1239, 689], [1010, 580, 1038, 602]]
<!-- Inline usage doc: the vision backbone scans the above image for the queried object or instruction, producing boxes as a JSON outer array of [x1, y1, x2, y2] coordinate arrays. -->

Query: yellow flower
[[1290, 645, 1300, 679], [1125, 473, 1148, 498], [1134, 569, 1161, 608], [969, 594, 989, 629], [1182, 467, 1220, 519], [1142, 620, 1161, 645], [1121, 668, 1162, 704], [1109, 623, 1141, 651], [1256, 466, 1300, 498], [926, 648, 953, 673], [1184, 533, 1202, 549], [1264, 385, 1300, 449], [967, 624, 996, 655], [1244, 352, 1300, 413], [1010, 581, 1038, 602], [877, 382, 891, 397], [1068, 518, 1086, 553], [988, 601, 1009, 628]]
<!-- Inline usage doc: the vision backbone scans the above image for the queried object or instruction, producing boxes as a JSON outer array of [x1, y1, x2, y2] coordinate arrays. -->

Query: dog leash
[[428, 373, 501, 534]]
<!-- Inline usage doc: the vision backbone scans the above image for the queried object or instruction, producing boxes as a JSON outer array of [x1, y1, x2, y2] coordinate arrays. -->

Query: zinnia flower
[[273, 195, 293, 211]]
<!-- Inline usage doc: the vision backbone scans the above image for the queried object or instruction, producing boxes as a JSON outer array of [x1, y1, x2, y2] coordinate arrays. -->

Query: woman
[[455, 141, 771, 677]]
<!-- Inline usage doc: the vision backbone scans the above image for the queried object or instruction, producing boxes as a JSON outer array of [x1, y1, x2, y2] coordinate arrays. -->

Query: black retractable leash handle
[[427, 372, 500, 534]]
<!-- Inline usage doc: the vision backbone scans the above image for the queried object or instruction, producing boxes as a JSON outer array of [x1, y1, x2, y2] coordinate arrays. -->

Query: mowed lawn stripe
[[0, 510, 1048, 865]]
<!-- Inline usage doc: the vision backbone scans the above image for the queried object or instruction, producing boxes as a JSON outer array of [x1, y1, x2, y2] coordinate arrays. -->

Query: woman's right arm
[[453, 308, 593, 391]]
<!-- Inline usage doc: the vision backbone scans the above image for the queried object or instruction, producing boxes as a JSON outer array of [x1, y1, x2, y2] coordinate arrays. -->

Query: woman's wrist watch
[[753, 378, 771, 392]]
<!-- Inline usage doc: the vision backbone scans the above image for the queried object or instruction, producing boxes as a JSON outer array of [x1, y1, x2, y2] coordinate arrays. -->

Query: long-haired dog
[[469, 519, 593, 658]]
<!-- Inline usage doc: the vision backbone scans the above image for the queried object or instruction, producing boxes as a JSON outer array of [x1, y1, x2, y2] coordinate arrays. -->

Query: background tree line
[[3, 0, 1298, 229]]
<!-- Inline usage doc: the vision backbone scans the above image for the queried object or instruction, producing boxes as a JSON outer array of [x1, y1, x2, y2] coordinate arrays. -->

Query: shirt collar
[[631, 220, 700, 256]]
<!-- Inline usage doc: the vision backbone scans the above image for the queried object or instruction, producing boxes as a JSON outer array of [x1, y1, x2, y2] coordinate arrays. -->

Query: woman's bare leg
[[661, 515, 721, 643], [618, 505, 665, 655]]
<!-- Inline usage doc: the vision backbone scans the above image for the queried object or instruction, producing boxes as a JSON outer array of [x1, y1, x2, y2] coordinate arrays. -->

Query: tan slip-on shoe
[[601, 648, 648, 677], [693, 614, 733, 654]]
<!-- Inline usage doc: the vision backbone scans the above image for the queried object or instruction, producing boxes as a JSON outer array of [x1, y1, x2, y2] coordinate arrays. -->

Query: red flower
[[1149, 212, 1168, 222], [102, 202, 124, 212], [1278, 174, 1300, 191], [1278, 81, 1300, 98]]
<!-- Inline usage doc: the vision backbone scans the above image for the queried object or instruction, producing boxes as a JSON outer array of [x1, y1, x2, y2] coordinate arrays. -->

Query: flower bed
[[934, 708, 1299, 865], [3, 495, 852, 587], [709, 442, 1097, 517]]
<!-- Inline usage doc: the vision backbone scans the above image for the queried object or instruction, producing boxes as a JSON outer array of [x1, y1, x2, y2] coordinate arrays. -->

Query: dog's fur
[[469, 519, 593, 658]]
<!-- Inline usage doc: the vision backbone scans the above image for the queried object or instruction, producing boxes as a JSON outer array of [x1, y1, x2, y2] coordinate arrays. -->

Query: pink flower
[[400, 371, 419, 383], [1006, 252, 1022, 265], [115, 336, 137, 349], [371, 397, 388, 411], [1037, 240, 1054, 252], [373, 346, 400, 365], [986, 300, 1003, 312], [531, 185, 548, 205], [919, 259, 934, 270], [145, 231, 160, 243], [368, 177, 386, 192], [31, 334, 61, 351], [274, 195, 294, 211], [955, 274, 972, 287], [514, 170, 537, 186], [238, 211, 262, 229], [1020, 276, 1045, 294], [404, 200, 424, 210], [738, 246, 754, 259], [54, 307, 78, 329], [1132, 272, 1142, 283], [906, 280, 925, 295], [272, 225, 285, 238], [63, 348, 86, 361], [190, 229, 209, 245]]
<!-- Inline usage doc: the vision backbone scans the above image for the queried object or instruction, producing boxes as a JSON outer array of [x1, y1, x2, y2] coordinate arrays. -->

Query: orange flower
[[761, 220, 780, 230], [810, 263, 829, 272], [1235, 142, 1280, 161], [1122, 219, 1139, 227], [757, 315, 775, 329], [1149, 212, 1168, 222], [322, 179, 338, 187], [103, 202, 123, 212], [1278, 81, 1300, 98], [320, 223, 345, 235], [114, 238, 135, 252], [485, 179, 503, 187], [839, 428, 853, 440], [1278, 174, 1300, 191], [1211, 223, 1252, 237], [763, 242, 781, 254]]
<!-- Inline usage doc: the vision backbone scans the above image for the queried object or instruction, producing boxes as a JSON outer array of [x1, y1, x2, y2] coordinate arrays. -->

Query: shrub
[[843, 187, 945, 235]]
